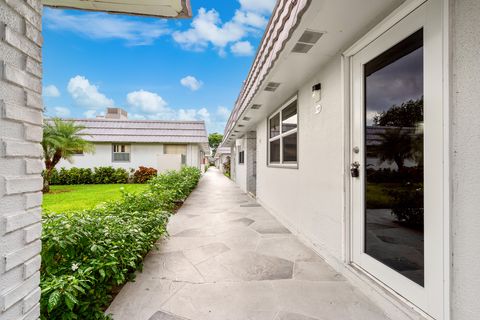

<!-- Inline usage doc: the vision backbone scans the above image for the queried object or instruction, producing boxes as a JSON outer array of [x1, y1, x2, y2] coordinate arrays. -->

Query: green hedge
[[49, 167, 130, 185], [40, 167, 202, 320]]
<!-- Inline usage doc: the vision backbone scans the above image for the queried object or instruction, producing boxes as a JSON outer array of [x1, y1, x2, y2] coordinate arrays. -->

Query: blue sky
[[42, 0, 276, 134]]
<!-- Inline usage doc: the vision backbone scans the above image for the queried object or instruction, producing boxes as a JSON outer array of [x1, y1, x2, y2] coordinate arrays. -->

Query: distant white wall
[[58, 143, 203, 170], [157, 154, 182, 173], [255, 56, 345, 263]]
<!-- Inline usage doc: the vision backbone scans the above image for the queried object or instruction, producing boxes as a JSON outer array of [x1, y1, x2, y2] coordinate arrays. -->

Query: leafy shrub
[[223, 157, 231, 177], [93, 167, 117, 184], [112, 168, 129, 184], [40, 167, 203, 319], [133, 166, 158, 183], [48, 167, 129, 185], [389, 185, 424, 229], [149, 167, 202, 202]]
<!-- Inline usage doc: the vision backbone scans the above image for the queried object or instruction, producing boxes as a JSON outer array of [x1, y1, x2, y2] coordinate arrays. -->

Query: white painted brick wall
[[0, 1, 43, 319]]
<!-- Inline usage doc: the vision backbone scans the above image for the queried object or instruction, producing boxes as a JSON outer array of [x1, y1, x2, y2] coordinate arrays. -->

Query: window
[[112, 144, 131, 162], [268, 97, 298, 166], [238, 149, 245, 164], [164, 144, 187, 155], [164, 144, 188, 165]]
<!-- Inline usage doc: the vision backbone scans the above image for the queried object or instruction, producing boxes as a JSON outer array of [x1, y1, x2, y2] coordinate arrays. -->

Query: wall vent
[[299, 30, 324, 44], [264, 82, 281, 92], [292, 43, 314, 54], [291, 30, 324, 54], [251, 104, 262, 110]]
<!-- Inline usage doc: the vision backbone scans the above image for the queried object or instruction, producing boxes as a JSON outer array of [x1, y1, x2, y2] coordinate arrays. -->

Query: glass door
[[364, 29, 425, 287], [350, 1, 444, 319]]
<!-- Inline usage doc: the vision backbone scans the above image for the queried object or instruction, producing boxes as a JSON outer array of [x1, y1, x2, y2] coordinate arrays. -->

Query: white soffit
[[42, 0, 192, 18]]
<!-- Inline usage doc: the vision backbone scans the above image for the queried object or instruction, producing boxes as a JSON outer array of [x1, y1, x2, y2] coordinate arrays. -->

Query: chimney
[[105, 108, 128, 120]]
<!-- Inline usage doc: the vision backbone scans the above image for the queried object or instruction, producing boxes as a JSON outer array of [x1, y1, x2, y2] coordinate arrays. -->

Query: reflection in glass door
[[363, 30, 424, 286]]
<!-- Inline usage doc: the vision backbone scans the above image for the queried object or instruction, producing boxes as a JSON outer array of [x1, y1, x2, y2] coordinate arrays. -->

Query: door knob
[[351, 162, 360, 178]]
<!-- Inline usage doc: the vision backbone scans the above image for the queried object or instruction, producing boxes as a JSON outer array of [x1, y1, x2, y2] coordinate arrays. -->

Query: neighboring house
[[221, 1, 480, 320], [56, 108, 210, 172], [214, 147, 231, 173]]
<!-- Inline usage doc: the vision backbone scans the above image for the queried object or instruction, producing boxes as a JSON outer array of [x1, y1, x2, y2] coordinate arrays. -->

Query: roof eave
[[42, 0, 193, 19], [221, 0, 312, 148]]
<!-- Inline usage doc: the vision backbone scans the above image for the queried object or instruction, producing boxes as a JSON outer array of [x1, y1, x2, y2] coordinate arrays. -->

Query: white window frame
[[112, 144, 131, 162], [267, 96, 298, 168]]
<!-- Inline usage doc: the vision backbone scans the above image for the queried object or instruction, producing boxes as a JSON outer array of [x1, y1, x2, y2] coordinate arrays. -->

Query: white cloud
[[233, 10, 268, 29], [217, 106, 231, 119], [84, 110, 98, 118], [173, 8, 246, 52], [197, 108, 211, 122], [173, 0, 273, 56], [180, 76, 203, 91], [231, 41, 255, 56], [239, 0, 276, 14], [44, 85, 61, 98], [177, 107, 211, 123], [126, 90, 172, 117], [68, 76, 114, 110], [177, 109, 198, 121], [44, 8, 169, 46], [131, 114, 147, 120], [53, 106, 70, 117]]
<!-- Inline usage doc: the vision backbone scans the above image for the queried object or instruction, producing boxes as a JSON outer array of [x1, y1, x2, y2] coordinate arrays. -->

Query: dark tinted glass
[[270, 140, 280, 163], [364, 29, 425, 286], [282, 101, 297, 133], [270, 114, 280, 138], [283, 133, 297, 162]]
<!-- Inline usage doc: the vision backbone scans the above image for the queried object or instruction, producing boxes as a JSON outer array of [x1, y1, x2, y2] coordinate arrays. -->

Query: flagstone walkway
[[107, 168, 390, 320]]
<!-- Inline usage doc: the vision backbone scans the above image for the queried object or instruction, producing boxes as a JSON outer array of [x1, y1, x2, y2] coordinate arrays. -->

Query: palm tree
[[376, 127, 413, 172], [42, 118, 94, 193]]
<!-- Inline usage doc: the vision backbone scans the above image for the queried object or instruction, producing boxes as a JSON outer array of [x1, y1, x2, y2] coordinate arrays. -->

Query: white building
[[55, 108, 210, 172], [222, 1, 480, 320], [214, 147, 231, 174]]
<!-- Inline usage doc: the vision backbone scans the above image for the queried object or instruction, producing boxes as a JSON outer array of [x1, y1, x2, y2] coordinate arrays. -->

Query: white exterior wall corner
[[450, 0, 480, 319], [230, 146, 236, 182], [256, 55, 345, 265], [0, 0, 43, 319]]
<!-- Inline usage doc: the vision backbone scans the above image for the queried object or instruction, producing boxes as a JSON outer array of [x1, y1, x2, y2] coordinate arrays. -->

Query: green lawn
[[43, 184, 149, 213]]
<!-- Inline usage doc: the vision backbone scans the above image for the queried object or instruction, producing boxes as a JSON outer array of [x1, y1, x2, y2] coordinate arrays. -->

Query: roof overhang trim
[[42, 0, 192, 18], [220, 0, 312, 148]]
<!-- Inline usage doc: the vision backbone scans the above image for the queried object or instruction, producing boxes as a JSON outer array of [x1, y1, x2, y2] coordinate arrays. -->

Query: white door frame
[[342, 0, 450, 319]]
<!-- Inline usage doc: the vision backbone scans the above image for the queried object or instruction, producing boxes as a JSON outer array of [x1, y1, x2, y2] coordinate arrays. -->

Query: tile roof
[[55, 118, 210, 151], [222, 0, 311, 141]]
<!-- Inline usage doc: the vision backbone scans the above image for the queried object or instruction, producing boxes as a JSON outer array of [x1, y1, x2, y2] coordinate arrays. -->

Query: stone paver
[[107, 168, 390, 320]]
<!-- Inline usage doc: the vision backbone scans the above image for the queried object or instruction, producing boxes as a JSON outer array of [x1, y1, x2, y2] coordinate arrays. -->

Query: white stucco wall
[[58, 143, 203, 171], [451, 0, 480, 318], [234, 139, 248, 193], [255, 56, 345, 263]]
